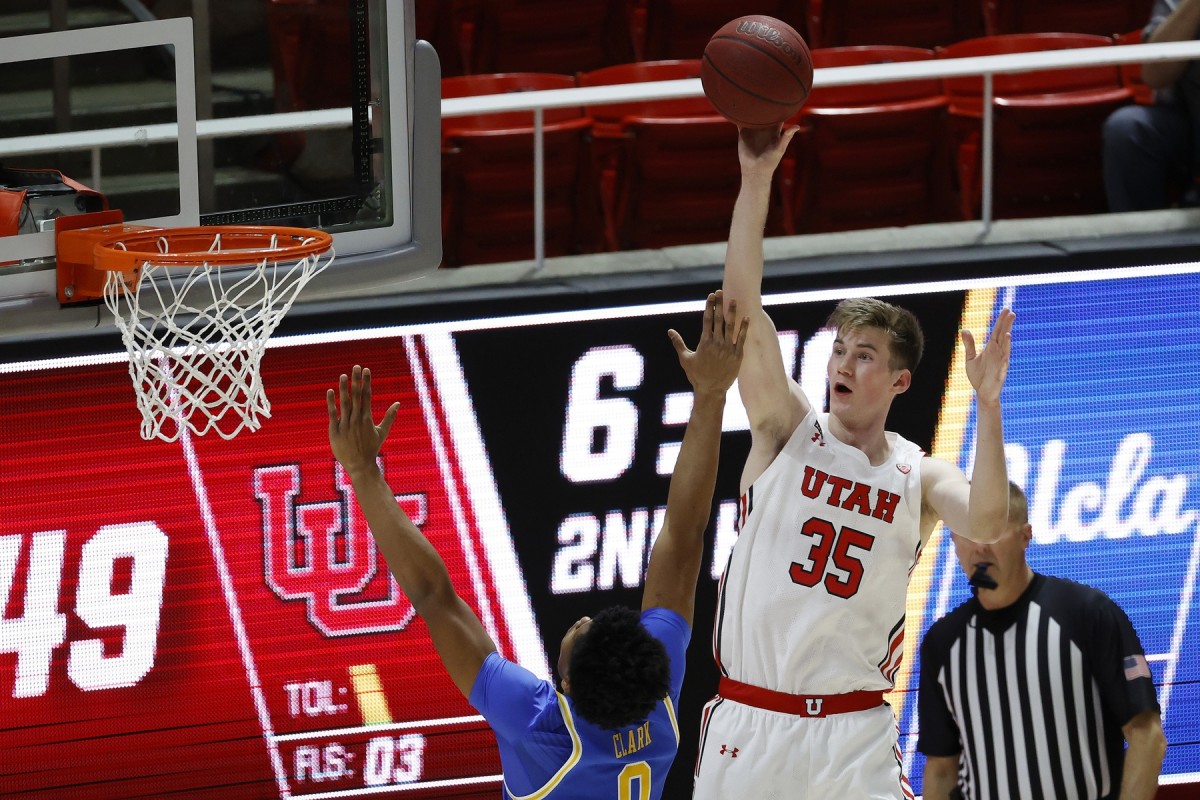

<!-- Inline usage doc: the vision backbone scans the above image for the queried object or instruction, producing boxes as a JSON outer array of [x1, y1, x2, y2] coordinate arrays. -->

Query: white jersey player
[[692, 126, 1015, 800]]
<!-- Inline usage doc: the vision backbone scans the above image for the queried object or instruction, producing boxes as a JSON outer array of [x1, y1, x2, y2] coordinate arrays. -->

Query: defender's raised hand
[[326, 365, 401, 477], [644, 291, 745, 626], [668, 290, 748, 396], [962, 307, 1015, 405]]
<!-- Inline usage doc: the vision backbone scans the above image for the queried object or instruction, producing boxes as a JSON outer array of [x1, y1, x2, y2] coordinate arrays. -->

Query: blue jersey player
[[327, 292, 747, 799]]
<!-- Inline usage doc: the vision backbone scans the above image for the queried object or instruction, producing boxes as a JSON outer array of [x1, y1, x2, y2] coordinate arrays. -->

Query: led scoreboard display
[[2, 263, 1198, 798], [1, 337, 534, 798]]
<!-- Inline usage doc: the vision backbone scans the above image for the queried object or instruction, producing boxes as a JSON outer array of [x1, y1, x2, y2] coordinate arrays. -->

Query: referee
[[918, 483, 1166, 800]]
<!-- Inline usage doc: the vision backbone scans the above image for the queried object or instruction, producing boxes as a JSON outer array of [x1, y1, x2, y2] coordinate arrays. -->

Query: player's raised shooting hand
[[737, 124, 799, 179], [962, 307, 1015, 406], [327, 365, 401, 478], [668, 290, 748, 397]]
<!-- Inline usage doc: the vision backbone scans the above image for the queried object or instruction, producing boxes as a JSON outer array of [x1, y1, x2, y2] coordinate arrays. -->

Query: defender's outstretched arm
[[643, 292, 746, 626], [328, 366, 496, 698]]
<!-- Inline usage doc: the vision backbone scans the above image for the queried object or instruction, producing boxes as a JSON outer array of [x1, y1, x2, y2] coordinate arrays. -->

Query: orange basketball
[[701, 15, 813, 128]]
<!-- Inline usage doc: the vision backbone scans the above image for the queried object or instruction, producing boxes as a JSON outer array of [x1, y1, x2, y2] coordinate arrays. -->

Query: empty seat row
[[441, 33, 1145, 268], [417, 0, 1155, 77]]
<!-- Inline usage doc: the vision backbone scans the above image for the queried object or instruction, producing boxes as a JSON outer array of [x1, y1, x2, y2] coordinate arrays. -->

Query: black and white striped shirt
[[918, 574, 1159, 800]]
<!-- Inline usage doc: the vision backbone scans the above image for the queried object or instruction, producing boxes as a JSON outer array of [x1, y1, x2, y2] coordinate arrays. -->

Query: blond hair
[[826, 298, 925, 372]]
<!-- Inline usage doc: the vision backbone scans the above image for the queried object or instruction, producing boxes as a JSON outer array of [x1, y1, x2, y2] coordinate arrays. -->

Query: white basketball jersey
[[714, 410, 925, 694]]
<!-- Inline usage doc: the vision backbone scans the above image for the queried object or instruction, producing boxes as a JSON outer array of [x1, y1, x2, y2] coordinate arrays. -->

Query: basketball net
[[102, 231, 334, 442]]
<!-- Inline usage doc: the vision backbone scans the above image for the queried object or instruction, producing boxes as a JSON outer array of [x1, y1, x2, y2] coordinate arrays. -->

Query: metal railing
[[5, 40, 1200, 270]]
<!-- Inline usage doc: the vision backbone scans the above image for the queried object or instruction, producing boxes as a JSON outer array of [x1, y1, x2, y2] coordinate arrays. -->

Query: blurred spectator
[[1104, 0, 1200, 211]]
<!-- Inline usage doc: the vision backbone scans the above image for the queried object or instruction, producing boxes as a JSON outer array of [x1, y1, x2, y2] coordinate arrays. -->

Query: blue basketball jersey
[[470, 607, 689, 799]]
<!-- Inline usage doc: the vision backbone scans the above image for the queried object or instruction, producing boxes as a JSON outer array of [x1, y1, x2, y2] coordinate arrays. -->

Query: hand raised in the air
[[326, 365, 401, 479], [738, 124, 799, 179], [962, 307, 1015, 406], [668, 290, 748, 397]]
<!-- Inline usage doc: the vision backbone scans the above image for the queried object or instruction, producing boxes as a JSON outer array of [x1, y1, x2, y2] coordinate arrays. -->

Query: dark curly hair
[[567, 606, 671, 730]]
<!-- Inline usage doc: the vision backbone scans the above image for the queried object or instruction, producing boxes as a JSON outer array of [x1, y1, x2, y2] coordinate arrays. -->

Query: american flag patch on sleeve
[[1123, 654, 1152, 681]]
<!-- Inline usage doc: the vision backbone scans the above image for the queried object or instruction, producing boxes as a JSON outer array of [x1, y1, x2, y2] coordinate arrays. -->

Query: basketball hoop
[[58, 218, 334, 442]]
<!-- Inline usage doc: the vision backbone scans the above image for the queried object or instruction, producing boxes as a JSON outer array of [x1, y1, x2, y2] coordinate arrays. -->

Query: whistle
[[969, 564, 998, 590]]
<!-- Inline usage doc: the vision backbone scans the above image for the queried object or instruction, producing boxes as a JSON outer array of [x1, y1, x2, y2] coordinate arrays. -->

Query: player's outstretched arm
[[328, 366, 496, 698], [642, 292, 746, 626], [722, 126, 807, 438], [923, 309, 1015, 544]]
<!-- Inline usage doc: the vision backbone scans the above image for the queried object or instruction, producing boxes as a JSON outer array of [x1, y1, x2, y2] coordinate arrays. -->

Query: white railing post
[[91, 146, 102, 191], [534, 108, 546, 272], [981, 72, 994, 239]]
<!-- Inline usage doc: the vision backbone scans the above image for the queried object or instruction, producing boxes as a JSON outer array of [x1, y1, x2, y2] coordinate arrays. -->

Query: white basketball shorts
[[692, 697, 913, 799]]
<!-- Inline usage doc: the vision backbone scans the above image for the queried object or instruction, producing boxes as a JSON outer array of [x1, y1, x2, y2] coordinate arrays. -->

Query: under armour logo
[[805, 698, 824, 715], [719, 745, 740, 757]]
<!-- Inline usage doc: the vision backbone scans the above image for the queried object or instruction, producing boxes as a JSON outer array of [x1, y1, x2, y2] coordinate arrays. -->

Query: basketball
[[701, 15, 813, 128]]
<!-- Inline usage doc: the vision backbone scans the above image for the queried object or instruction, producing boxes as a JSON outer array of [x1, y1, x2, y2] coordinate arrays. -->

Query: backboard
[[0, 0, 440, 343]]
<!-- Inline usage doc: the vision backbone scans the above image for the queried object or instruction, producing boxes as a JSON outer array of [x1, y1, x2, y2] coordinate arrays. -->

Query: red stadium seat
[[578, 60, 744, 251], [463, 0, 635, 75], [639, 0, 806, 61], [784, 46, 953, 234], [806, 0, 985, 49], [441, 74, 599, 266], [1114, 28, 1155, 105], [938, 33, 1134, 219], [984, 0, 1155, 37], [578, 59, 720, 137]]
